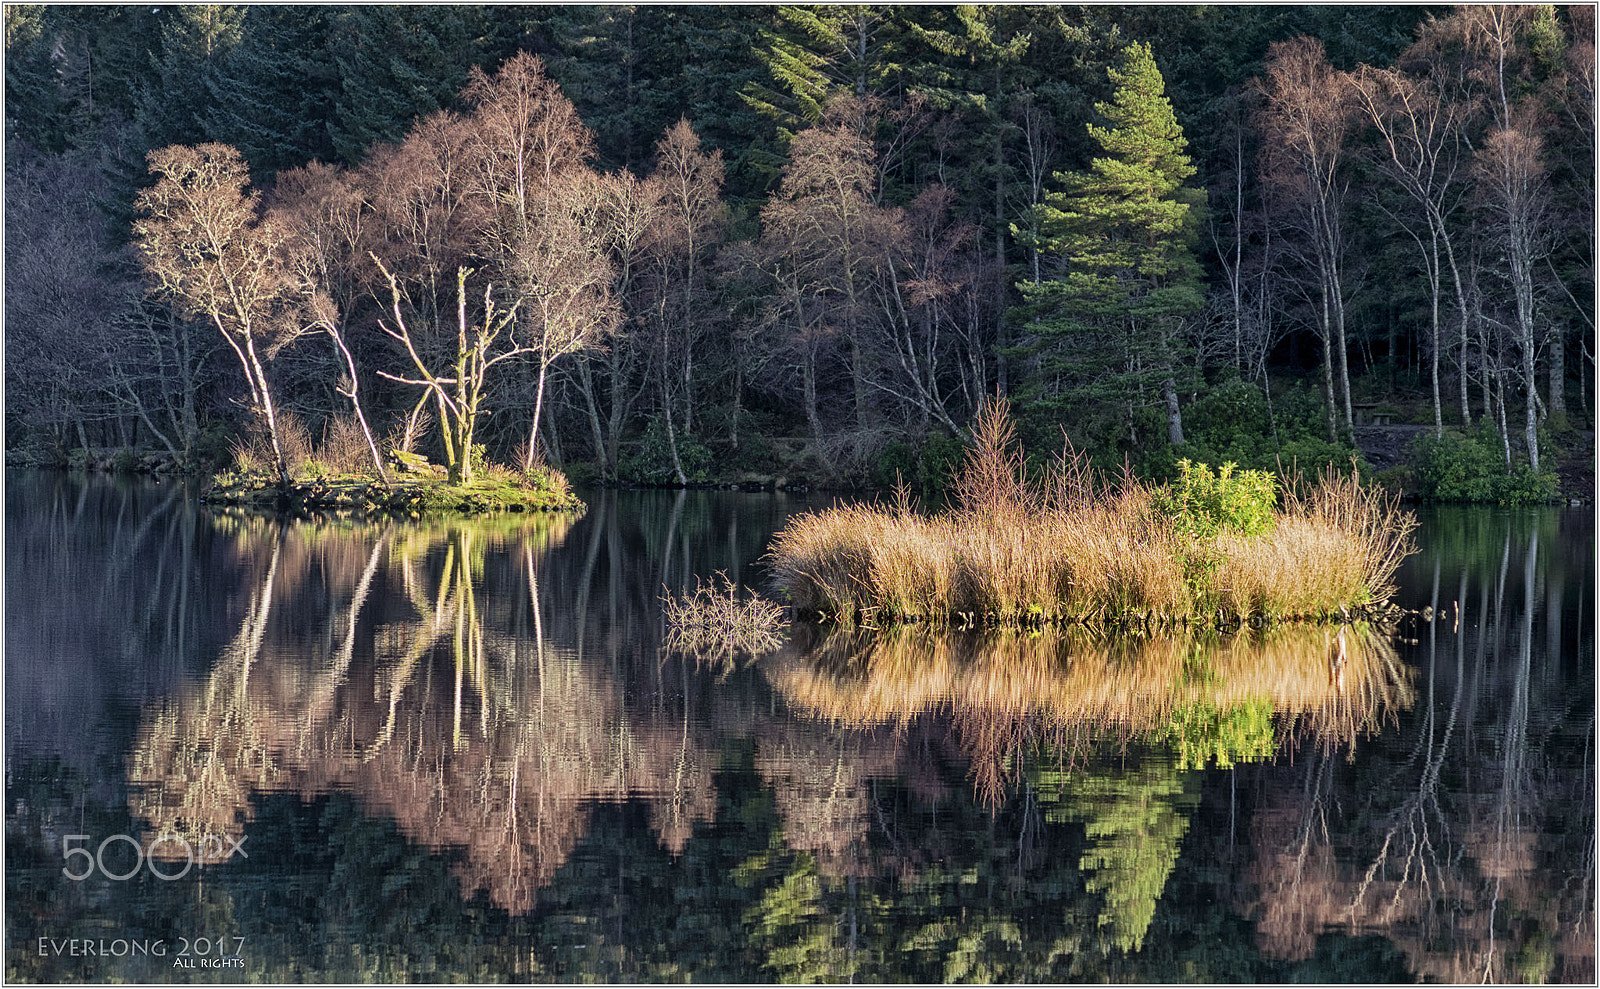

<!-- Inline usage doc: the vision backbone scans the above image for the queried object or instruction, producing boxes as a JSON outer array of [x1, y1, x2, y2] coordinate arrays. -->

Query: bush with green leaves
[[1132, 377, 1365, 483], [1410, 425, 1559, 504], [873, 434, 964, 494], [618, 421, 712, 484], [1153, 460, 1278, 540], [1163, 699, 1276, 770], [1181, 377, 1273, 446]]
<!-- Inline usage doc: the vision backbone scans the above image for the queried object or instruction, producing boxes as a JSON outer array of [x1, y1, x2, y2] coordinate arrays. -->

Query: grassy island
[[204, 450, 582, 516], [769, 403, 1416, 626]]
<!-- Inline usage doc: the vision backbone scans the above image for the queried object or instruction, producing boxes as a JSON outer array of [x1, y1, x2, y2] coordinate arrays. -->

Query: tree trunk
[[663, 395, 688, 486], [244, 333, 291, 487], [1547, 329, 1566, 420], [1580, 337, 1592, 419], [1332, 290, 1354, 442], [1495, 370, 1513, 468], [577, 357, 609, 476], [803, 349, 828, 471], [178, 318, 198, 462], [1164, 377, 1185, 446], [849, 328, 869, 434], [1439, 224, 1472, 426], [527, 358, 551, 466], [1428, 235, 1443, 439], [329, 326, 388, 484], [659, 347, 687, 485], [730, 362, 743, 451], [1512, 254, 1539, 472], [1320, 332, 1338, 442]]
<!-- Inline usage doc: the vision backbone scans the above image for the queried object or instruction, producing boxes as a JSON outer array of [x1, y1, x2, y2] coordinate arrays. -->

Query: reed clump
[[662, 571, 789, 665], [767, 400, 1416, 624]]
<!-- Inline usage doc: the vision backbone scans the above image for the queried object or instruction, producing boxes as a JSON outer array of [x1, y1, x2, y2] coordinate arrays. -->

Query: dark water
[[5, 471, 1594, 983]]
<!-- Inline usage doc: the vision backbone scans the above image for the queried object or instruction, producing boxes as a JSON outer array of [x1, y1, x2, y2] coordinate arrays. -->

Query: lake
[[5, 471, 1594, 983]]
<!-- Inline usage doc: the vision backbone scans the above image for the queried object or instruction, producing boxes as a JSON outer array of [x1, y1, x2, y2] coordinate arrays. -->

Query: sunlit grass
[[768, 401, 1416, 624]]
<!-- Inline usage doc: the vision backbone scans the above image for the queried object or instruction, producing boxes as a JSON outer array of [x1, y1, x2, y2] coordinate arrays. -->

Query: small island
[[768, 402, 1417, 626], [203, 454, 582, 515], [203, 449, 582, 516]]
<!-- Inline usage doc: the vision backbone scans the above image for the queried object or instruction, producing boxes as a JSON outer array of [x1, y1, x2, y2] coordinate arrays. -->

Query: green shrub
[[562, 460, 600, 487], [111, 449, 140, 473], [919, 434, 965, 492], [1411, 425, 1558, 504], [1274, 436, 1366, 478], [1183, 377, 1272, 447], [1153, 460, 1278, 540], [1497, 463, 1560, 504], [1135, 376, 1363, 483], [873, 440, 917, 489], [618, 421, 711, 484], [875, 434, 964, 493]]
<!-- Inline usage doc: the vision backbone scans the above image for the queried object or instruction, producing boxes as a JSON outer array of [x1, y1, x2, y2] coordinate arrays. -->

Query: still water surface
[[4, 471, 1594, 983]]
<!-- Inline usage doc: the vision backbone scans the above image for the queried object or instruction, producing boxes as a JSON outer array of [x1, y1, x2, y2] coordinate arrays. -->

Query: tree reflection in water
[[761, 621, 1412, 954], [1239, 526, 1596, 983], [129, 509, 726, 914]]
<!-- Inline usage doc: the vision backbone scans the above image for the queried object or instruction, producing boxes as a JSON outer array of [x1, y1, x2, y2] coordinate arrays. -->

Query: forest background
[[4, 5, 1594, 502]]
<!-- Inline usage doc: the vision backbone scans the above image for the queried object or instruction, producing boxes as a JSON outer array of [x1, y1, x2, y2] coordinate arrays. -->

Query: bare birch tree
[[1351, 63, 1473, 436], [1258, 38, 1358, 443], [133, 143, 299, 484], [1474, 112, 1552, 472]]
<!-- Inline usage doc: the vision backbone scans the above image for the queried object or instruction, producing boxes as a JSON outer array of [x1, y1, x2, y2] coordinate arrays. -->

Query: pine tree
[[740, 4, 912, 192], [206, 7, 338, 177], [542, 6, 678, 176], [5, 5, 166, 152], [133, 6, 243, 152], [1020, 41, 1204, 449], [677, 8, 774, 207], [4, 5, 69, 151], [326, 7, 485, 163]]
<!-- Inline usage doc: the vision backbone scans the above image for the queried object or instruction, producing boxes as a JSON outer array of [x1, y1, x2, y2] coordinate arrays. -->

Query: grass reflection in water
[[768, 622, 1414, 766]]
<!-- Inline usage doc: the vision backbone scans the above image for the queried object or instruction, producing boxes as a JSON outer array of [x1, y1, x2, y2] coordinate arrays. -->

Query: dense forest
[[4, 5, 1594, 499]]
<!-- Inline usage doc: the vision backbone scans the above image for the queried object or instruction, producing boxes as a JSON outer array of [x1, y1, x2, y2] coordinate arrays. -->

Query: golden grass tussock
[[767, 399, 1416, 624]]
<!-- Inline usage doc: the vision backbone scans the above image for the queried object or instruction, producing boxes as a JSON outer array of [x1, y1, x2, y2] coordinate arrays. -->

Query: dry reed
[[662, 571, 789, 666], [767, 400, 1416, 624], [318, 413, 376, 474]]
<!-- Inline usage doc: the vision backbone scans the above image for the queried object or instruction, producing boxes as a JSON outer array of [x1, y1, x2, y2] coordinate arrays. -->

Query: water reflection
[[5, 475, 1593, 983], [1237, 522, 1596, 983], [126, 510, 725, 915], [770, 623, 1412, 759]]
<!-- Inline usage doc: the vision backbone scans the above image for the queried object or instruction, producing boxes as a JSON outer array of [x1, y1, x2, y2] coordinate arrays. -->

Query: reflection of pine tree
[[736, 840, 888, 983], [1038, 759, 1198, 953]]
